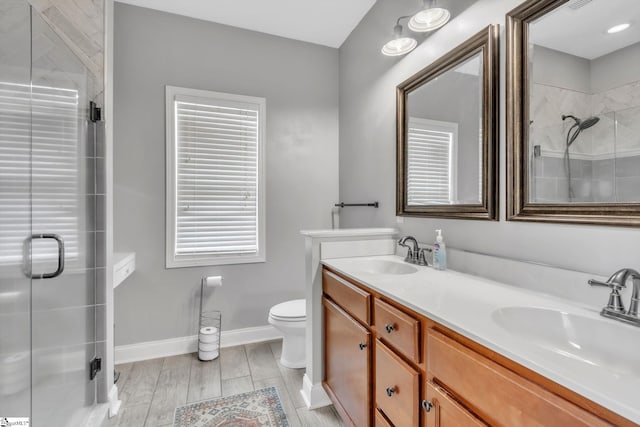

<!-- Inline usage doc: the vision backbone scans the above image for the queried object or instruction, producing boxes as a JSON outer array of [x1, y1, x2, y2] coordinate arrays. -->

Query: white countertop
[[322, 255, 640, 424], [113, 252, 136, 289]]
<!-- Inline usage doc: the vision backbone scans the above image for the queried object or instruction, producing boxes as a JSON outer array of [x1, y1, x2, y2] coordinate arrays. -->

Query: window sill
[[166, 253, 266, 269]]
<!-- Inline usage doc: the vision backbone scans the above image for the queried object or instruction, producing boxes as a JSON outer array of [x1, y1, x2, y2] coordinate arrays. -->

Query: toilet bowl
[[268, 299, 306, 368]]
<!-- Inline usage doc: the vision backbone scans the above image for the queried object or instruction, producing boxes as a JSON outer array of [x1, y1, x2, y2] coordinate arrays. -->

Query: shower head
[[562, 114, 600, 130], [579, 116, 600, 130], [562, 114, 600, 147]]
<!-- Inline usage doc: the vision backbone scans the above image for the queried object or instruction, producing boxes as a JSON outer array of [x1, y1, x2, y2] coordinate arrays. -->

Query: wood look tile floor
[[108, 340, 344, 427]]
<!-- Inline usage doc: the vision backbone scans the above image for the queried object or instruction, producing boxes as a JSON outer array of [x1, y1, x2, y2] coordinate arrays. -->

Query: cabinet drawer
[[323, 269, 371, 325], [375, 340, 420, 427], [375, 409, 393, 427], [427, 330, 612, 427], [424, 381, 487, 427], [375, 298, 420, 363]]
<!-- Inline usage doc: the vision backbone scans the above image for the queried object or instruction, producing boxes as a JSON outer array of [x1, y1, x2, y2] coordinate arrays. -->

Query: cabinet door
[[375, 340, 420, 427], [323, 297, 371, 427], [423, 381, 486, 427]]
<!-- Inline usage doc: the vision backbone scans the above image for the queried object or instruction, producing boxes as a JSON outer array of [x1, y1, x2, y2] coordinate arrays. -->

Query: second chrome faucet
[[589, 268, 640, 327], [398, 236, 431, 266]]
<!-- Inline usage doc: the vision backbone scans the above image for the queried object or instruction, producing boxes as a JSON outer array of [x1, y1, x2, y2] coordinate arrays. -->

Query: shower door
[[0, 2, 99, 426]]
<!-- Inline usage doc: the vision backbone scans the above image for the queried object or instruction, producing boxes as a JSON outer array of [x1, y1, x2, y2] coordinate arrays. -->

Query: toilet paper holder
[[199, 276, 222, 361]]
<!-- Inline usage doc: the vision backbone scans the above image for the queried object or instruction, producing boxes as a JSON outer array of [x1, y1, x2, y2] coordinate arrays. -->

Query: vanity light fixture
[[382, 19, 418, 56], [382, 1, 451, 57], [607, 23, 630, 34], [408, 0, 451, 32]]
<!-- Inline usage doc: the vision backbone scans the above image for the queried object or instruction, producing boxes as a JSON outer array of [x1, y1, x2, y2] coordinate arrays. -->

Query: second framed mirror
[[396, 25, 499, 220], [507, 0, 640, 226]]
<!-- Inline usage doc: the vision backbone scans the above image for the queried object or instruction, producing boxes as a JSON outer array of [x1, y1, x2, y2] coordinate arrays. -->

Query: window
[[406, 117, 458, 205], [165, 86, 265, 268]]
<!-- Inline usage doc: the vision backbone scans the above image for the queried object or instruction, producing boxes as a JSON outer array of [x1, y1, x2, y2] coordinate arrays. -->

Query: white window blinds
[[406, 118, 458, 205], [166, 87, 265, 268], [0, 82, 79, 265]]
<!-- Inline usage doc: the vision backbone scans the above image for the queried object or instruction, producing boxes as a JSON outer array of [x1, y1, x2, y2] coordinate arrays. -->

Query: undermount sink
[[347, 259, 418, 275], [492, 306, 640, 377]]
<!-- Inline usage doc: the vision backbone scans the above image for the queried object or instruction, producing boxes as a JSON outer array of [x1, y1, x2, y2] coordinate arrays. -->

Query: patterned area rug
[[174, 386, 289, 427]]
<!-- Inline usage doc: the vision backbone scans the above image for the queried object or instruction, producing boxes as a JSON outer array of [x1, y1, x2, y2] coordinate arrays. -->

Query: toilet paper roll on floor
[[198, 341, 218, 352], [199, 326, 218, 335], [198, 349, 219, 361], [202, 276, 222, 287], [199, 326, 220, 343], [199, 334, 219, 344]]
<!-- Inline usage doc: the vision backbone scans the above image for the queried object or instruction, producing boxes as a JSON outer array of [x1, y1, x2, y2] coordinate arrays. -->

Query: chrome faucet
[[398, 236, 430, 266], [589, 268, 640, 327]]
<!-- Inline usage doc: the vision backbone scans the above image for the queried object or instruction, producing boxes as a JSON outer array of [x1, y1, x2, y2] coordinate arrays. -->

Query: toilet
[[268, 299, 306, 368]]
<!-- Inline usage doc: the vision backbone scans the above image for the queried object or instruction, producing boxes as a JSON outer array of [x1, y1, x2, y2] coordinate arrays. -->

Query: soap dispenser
[[433, 229, 447, 271]]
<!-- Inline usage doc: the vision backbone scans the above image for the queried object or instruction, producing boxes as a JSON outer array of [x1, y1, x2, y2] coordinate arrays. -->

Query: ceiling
[[114, 0, 377, 48], [531, 0, 640, 60]]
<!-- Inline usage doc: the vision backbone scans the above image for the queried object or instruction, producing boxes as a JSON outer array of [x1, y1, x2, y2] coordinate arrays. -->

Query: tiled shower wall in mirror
[[530, 43, 640, 203]]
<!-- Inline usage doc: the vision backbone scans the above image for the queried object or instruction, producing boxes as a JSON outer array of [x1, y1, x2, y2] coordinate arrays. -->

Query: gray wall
[[532, 42, 640, 94], [114, 3, 339, 345], [591, 42, 640, 93], [338, 0, 640, 275], [532, 45, 590, 93]]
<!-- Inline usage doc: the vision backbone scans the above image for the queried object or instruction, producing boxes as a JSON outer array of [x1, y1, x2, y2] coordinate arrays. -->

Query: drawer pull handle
[[358, 342, 367, 350], [384, 324, 395, 333], [385, 386, 396, 397], [422, 400, 433, 412]]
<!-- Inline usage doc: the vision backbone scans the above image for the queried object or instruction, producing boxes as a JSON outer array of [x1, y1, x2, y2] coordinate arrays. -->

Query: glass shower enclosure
[[0, 1, 103, 425]]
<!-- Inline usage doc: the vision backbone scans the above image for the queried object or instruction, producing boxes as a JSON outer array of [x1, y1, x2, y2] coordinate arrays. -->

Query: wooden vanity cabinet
[[321, 267, 635, 427]]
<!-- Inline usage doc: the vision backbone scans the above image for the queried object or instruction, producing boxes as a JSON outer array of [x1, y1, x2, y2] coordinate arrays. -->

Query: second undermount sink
[[492, 306, 640, 377], [347, 259, 418, 275]]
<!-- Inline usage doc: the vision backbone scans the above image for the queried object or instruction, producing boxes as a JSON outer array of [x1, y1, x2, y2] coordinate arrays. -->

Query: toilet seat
[[269, 299, 305, 322]]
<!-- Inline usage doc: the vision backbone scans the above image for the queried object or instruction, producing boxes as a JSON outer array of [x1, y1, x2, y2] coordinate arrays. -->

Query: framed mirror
[[396, 25, 499, 220], [507, 0, 640, 226]]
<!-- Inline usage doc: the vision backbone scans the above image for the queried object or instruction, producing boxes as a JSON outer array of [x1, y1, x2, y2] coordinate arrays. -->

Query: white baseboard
[[301, 373, 332, 409], [115, 325, 283, 364], [108, 385, 121, 418]]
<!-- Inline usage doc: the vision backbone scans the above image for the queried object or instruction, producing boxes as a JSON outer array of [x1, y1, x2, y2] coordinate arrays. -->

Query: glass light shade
[[382, 36, 417, 56], [408, 7, 451, 32]]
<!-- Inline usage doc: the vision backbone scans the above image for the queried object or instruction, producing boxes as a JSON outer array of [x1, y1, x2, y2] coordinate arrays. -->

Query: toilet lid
[[270, 299, 305, 320]]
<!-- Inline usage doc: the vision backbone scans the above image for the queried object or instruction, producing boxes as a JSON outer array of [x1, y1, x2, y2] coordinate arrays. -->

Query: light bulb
[[408, 3, 450, 32], [382, 37, 418, 56]]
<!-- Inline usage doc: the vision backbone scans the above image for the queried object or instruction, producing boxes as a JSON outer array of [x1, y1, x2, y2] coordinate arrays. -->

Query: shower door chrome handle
[[23, 233, 65, 279]]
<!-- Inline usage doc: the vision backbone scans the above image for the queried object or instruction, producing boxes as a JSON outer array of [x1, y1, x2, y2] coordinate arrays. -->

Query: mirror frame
[[506, 0, 640, 226], [396, 25, 499, 220]]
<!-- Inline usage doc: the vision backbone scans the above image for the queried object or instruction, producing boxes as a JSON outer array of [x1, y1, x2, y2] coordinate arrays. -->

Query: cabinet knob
[[385, 386, 396, 397], [384, 324, 395, 333], [358, 342, 367, 350], [422, 400, 433, 412]]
